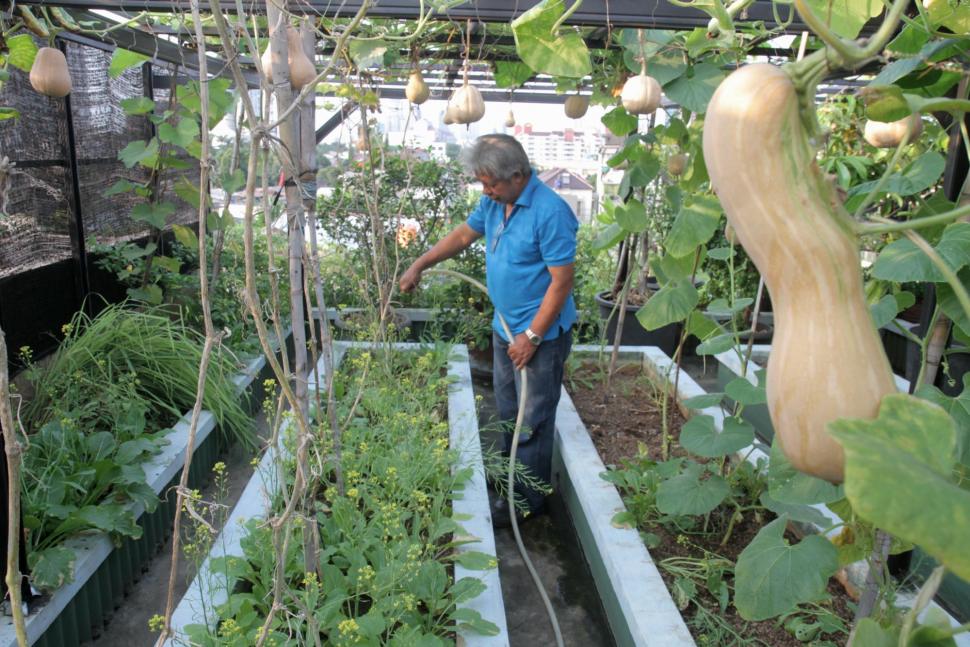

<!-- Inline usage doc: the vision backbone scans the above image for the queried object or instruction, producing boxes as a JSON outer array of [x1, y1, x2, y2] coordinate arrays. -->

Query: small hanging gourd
[[355, 125, 369, 151], [564, 94, 589, 119], [667, 153, 688, 177], [621, 66, 662, 115], [30, 47, 72, 98], [405, 70, 430, 105], [261, 26, 316, 89], [286, 27, 316, 90], [504, 110, 516, 128], [447, 21, 485, 126], [863, 113, 923, 148]]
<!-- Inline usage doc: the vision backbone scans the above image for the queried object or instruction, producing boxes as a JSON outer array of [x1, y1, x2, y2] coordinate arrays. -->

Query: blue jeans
[[492, 328, 573, 512]]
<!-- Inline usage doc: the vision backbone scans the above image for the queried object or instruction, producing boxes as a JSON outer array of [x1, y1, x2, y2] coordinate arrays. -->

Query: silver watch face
[[527, 331, 541, 346]]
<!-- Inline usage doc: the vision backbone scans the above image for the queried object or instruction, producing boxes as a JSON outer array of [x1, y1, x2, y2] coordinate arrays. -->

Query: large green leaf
[[851, 618, 898, 647], [493, 61, 534, 88], [635, 279, 698, 331], [28, 546, 76, 591], [615, 198, 648, 233], [158, 117, 199, 148], [680, 414, 754, 457], [846, 153, 946, 209], [870, 294, 901, 330], [109, 48, 150, 79], [348, 39, 388, 69], [120, 96, 155, 116], [592, 222, 625, 251], [872, 222, 970, 283], [664, 195, 722, 258], [644, 52, 688, 86], [724, 376, 767, 406], [601, 106, 638, 136], [801, 0, 884, 39], [830, 394, 970, 582], [131, 201, 175, 228], [662, 62, 724, 114], [760, 492, 832, 527], [77, 504, 142, 537], [119, 138, 160, 169], [734, 516, 839, 620], [656, 462, 729, 516], [6, 34, 38, 73], [511, 0, 591, 78], [936, 268, 970, 337], [767, 440, 844, 505]]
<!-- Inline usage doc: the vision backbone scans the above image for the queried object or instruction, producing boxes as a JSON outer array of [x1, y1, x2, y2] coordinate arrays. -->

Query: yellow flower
[[338, 618, 360, 635]]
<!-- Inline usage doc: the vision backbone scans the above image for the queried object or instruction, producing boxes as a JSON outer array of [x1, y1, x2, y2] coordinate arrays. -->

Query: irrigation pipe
[[423, 268, 565, 647]]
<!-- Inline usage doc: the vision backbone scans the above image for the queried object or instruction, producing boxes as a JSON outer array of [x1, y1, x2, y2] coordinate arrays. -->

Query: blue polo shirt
[[466, 170, 578, 342]]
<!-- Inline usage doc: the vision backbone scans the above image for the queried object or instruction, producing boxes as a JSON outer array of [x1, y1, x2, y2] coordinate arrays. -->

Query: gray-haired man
[[400, 134, 578, 527]]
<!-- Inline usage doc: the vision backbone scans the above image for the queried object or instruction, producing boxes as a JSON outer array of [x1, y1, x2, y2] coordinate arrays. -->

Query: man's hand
[[399, 263, 422, 293], [508, 333, 538, 370]]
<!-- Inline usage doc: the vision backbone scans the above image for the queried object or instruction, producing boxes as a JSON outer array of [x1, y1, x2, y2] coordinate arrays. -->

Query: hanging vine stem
[[156, 1, 222, 642], [550, 0, 585, 33], [0, 330, 27, 646]]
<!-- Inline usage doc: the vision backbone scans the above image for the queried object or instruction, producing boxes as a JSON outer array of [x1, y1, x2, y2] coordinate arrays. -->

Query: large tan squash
[[260, 27, 316, 89], [703, 63, 896, 483], [450, 83, 485, 124], [30, 47, 72, 97], [405, 70, 430, 104], [863, 114, 923, 148], [621, 73, 662, 115]]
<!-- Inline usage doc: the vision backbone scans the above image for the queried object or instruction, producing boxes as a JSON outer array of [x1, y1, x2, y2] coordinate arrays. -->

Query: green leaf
[[158, 117, 199, 148], [937, 268, 970, 337], [109, 48, 150, 79], [511, 0, 592, 78], [601, 106, 638, 136], [28, 546, 76, 591], [937, 222, 970, 272], [77, 504, 142, 537], [174, 177, 202, 209], [664, 195, 722, 258], [131, 201, 175, 229], [651, 250, 699, 284], [662, 62, 725, 114], [412, 561, 448, 602], [120, 96, 155, 115], [872, 222, 970, 283], [450, 608, 501, 636], [592, 222, 625, 251], [656, 462, 729, 516], [846, 153, 946, 210], [767, 440, 844, 505], [154, 255, 181, 274], [0, 107, 20, 121], [734, 516, 839, 620], [104, 179, 142, 197], [852, 618, 899, 647], [356, 608, 386, 637], [830, 394, 970, 581], [119, 138, 160, 169], [685, 309, 721, 344], [6, 34, 39, 73], [220, 168, 246, 195], [172, 223, 199, 251], [870, 294, 901, 330], [725, 377, 767, 406], [615, 199, 648, 233], [681, 393, 724, 410], [644, 52, 688, 86], [449, 577, 487, 604], [635, 279, 698, 331], [128, 284, 164, 304], [759, 492, 832, 527], [801, 0, 885, 39], [348, 39, 388, 69], [695, 332, 737, 356], [708, 246, 733, 261], [680, 414, 754, 457], [493, 61, 534, 88], [453, 550, 497, 571]]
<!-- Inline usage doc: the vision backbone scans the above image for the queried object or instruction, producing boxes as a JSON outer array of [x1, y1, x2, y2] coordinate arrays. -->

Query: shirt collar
[[513, 168, 540, 208]]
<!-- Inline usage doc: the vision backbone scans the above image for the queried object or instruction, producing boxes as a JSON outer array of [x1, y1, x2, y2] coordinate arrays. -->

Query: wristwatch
[[524, 328, 542, 346]]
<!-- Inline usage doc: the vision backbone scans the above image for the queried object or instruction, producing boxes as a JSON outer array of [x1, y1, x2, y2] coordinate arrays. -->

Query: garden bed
[[165, 342, 508, 646], [0, 335, 286, 647], [715, 344, 970, 633]]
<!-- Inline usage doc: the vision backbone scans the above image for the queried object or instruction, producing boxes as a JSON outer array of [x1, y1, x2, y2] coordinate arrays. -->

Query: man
[[399, 134, 578, 527]]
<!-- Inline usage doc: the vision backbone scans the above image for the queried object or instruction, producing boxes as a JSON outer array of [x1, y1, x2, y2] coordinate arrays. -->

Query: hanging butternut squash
[[30, 47, 72, 98]]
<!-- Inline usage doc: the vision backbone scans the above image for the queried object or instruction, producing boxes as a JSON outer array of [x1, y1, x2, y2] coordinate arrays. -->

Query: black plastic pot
[[594, 290, 683, 356]]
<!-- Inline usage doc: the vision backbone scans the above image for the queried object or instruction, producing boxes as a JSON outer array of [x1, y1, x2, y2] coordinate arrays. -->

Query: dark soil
[[565, 361, 853, 647]]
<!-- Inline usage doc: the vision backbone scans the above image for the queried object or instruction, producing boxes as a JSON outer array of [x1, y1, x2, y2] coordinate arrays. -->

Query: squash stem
[[856, 202, 970, 235]]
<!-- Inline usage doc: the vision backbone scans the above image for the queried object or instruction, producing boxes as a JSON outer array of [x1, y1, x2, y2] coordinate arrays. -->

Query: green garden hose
[[423, 268, 565, 647]]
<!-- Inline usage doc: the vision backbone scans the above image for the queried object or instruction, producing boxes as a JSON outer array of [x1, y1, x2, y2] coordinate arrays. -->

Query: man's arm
[[399, 223, 483, 292], [507, 263, 574, 369]]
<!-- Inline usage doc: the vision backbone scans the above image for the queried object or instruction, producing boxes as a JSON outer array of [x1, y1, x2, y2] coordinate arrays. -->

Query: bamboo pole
[[0, 329, 27, 646]]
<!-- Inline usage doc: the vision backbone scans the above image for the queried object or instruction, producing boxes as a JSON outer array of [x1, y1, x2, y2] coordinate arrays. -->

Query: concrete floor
[[472, 373, 615, 647]]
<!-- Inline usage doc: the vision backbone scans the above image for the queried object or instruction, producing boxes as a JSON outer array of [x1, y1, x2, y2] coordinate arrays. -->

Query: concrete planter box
[[1, 334, 287, 647], [557, 344, 969, 646], [166, 342, 509, 646]]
